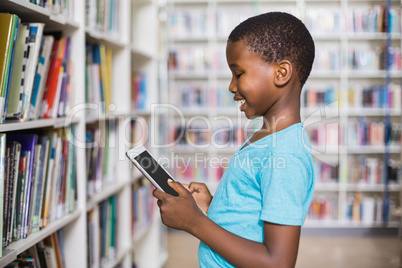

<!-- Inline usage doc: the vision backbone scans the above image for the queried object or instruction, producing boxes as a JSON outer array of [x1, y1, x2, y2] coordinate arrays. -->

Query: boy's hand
[[184, 182, 212, 214], [153, 180, 205, 232]]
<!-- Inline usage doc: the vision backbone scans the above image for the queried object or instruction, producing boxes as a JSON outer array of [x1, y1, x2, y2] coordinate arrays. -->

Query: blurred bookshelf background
[[162, 0, 402, 267], [164, 0, 401, 231]]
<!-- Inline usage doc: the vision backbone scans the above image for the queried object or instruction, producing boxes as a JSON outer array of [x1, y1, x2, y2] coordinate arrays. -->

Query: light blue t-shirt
[[198, 123, 315, 267]]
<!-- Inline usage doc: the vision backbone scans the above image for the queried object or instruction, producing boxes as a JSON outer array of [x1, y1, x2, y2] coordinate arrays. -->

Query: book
[[362, 196, 375, 224], [40, 37, 60, 118], [56, 229, 65, 267], [36, 240, 48, 268], [41, 129, 71, 226], [43, 36, 68, 119], [7, 141, 20, 244], [9, 258, 36, 267], [3, 143, 11, 248], [34, 135, 50, 231], [28, 35, 54, 120], [6, 24, 28, 119], [105, 46, 112, 109], [28, 143, 42, 234], [3, 17, 20, 123], [52, 232, 63, 267], [26, 245, 42, 268], [109, 195, 116, 259], [41, 132, 56, 227], [62, 58, 73, 117], [91, 44, 102, 113], [20, 23, 44, 122], [56, 138, 68, 218], [50, 134, 62, 221], [0, 13, 18, 123], [43, 235, 58, 268], [0, 133, 6, 257], [99, 44, 111, 109], [13, 150, 26, 240], [7, 134, 38, 238], [20, 150, 31, 239], [131, 72, 147, 110], [56, 37, 71, 117], [66, 127, 77, 213]]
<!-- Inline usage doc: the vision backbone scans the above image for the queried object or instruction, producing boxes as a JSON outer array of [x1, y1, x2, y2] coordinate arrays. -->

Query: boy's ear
[[274, 60, 292, 87]]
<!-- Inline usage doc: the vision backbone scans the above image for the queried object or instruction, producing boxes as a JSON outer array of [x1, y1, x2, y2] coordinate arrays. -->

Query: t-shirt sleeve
[[259, 153, 308, 226]]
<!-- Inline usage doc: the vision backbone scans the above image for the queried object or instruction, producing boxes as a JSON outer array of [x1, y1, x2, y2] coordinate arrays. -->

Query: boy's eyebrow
[[228, 63, 239, 69]]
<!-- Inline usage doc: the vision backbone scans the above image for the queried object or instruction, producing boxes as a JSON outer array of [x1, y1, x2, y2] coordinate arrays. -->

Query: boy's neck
[[259, 93, 301, 136], [242, 109, 300, 150], [258, 113, 300, 137]]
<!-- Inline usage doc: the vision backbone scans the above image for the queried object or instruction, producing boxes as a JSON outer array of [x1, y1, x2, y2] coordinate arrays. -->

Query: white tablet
[[126, 145, 179, 196]]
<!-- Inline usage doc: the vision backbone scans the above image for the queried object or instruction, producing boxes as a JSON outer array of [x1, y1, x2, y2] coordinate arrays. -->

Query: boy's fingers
[[168, 179, 189, 196], [182, 183, 190, 191], [189, 182, 203, 193], [152, 188, 166, 200]]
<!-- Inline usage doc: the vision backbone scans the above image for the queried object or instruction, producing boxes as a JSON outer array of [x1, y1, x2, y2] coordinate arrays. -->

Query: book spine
[[0, 134, 6, 256], [3, 16, 20, 124], [3, 145, 11, 248]]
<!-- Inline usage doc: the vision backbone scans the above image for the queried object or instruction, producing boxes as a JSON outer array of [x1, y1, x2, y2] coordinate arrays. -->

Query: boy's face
[[226, 40, 282, 119]]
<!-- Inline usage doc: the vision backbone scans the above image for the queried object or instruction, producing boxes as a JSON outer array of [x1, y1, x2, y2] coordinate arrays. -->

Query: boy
[[153, 12, 315, 267]]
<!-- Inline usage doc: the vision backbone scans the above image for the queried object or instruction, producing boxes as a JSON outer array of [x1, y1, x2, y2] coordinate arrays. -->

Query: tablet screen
[[134, 151, 179, 196]]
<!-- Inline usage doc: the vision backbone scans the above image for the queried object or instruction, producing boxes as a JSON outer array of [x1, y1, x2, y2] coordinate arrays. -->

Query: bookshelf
[[164, 0, 402, 231], [0, 0, 164, 268]]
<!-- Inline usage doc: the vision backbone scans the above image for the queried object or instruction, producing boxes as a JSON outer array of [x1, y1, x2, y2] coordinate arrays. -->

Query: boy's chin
[[243, 112, 260, 120]]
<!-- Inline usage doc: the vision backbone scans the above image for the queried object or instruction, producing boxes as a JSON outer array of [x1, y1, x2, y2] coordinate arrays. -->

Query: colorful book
[[26, 245, 42, 268], [62, 58, 73, 117], [91, 44, 102, 113], [36, 240, 48, 267], [3, 142, 11, 248], [34, 135, 50, 231], [43, 36, 67, 119], [52, 232, 63, 268], [42, 131, 57, 227], [28, 143, 42, 234], [40, 37, 60, 118], [0, 13, 18, 123], [6, 24, 28, 119], [7, 141, 20, 244], [13, 150, 26, 240], [7, 134, 38, 238], [99, 44, 110, 110], [3, 17, 20, 123], [56, 37, 71, 117], [20, 23, 44, 122], [66, 127, 77, 213], [29, 35, 54, 120], [0, 133, 6, 257], [43, 235, 58, 267]]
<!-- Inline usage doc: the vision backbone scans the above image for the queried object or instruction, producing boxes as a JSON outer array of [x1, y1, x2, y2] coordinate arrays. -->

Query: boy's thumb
[[168, 179, 186, 195]]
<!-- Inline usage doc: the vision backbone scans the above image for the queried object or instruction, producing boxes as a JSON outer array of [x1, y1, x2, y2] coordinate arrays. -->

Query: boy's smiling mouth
[[235, 98, 246, 111]]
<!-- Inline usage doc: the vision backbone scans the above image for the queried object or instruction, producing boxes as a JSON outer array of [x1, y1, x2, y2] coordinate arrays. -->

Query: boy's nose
[[228, 79, 237, 93]]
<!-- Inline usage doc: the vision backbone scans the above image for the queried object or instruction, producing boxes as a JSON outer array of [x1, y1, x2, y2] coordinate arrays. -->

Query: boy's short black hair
[[228, 12, 315, 88]]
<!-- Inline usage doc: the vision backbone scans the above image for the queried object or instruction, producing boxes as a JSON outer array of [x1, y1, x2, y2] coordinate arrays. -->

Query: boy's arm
[[153, 180, 301, 268]]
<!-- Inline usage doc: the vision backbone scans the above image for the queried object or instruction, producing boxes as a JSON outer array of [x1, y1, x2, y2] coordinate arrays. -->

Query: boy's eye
[[234, 72, 243, 78]]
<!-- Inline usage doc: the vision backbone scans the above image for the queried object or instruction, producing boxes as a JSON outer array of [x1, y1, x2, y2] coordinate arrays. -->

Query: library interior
[[0, 0, 401, 267]]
